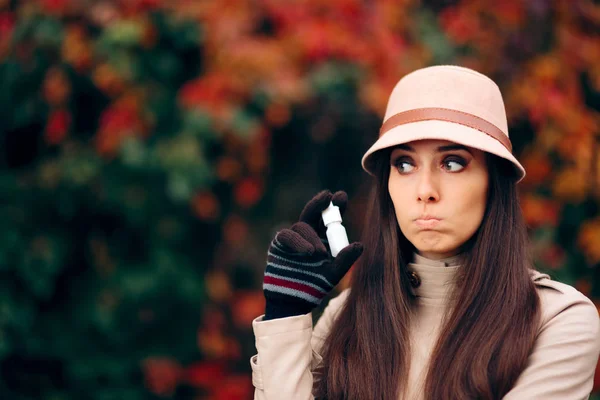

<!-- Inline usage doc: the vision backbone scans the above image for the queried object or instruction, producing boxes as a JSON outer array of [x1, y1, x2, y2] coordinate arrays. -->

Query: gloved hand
[[262, 190, 364, 321]]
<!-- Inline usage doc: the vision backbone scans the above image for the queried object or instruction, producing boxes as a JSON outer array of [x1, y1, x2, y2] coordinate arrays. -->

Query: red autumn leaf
[[439, 6, 479, 45], [191, 191, 221, 222], [141, 357, 183, 397], [0, 12, 15, 37], [209, 375, 254, 400], [99, 105, 140, 133], [43, 68, 72, 107], [520, 195, 560, 228], [128, 0, 161, 13], [178, 73, 233, 113], [45, 109, 71, 145], [230, 291, 265, 329], [96, 103, 145, 156], [185, 360, 227, 389], [234, 177, 263, 209], [222, 214, 250, 245], [41, 0, 69, 15]]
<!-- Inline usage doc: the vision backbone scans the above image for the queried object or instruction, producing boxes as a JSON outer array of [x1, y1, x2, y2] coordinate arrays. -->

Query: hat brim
[[361, 120, 525, 182]]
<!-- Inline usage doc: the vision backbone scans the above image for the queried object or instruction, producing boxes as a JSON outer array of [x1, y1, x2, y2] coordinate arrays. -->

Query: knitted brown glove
[[262, 190, 363, 320]]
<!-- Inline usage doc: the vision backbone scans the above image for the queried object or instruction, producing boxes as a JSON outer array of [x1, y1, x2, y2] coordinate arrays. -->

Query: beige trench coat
[[251, 271, 600, 399]]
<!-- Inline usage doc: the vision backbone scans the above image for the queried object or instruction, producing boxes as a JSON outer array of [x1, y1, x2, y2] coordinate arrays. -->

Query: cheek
[[452, 180, 488, 232], [388, 178, 411, 221]]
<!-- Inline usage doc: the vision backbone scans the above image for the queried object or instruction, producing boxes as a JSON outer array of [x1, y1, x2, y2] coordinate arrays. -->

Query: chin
[[411, 237, 460, 258]]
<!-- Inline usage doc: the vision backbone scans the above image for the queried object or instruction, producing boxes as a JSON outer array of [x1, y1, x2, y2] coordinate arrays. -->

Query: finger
[[331, 191, 348, 216], [290, 222, 328, 255], [331, 242, 363, 281], [274, 229, 315, 254], [298, 190, 333, 228]]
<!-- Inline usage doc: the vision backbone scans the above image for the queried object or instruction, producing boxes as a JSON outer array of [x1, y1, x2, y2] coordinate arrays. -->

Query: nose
[[416, 169, 439, 203]]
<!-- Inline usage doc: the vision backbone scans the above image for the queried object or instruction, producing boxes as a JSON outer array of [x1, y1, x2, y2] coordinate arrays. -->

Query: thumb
[[331, 242, 363, 282]]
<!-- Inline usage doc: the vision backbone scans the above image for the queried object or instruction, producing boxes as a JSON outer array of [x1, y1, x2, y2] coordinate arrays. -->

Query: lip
[[414, 216, 441, 229]]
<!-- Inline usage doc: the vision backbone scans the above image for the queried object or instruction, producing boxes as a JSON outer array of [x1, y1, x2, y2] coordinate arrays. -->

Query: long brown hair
[[313, 152, 540, 399]]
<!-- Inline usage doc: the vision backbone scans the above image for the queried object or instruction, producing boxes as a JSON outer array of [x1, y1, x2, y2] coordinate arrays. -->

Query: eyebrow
[[391, 144, 473, 154]]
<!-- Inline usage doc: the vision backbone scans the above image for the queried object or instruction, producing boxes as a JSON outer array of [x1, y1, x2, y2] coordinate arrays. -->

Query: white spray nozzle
[[321, 202, 342, 226], [321, 201, 349, 257]]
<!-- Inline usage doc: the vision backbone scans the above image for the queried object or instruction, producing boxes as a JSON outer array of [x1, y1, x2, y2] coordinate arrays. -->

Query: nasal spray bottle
[[321, 202, 350, 257]]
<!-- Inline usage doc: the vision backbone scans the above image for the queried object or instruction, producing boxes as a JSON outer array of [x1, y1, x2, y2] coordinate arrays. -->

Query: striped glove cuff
[[263, 236, 334, 320]]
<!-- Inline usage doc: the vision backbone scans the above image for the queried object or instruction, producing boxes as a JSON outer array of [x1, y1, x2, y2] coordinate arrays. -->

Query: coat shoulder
[[530, 270, 599, 330], [531, 269, 587, 300]]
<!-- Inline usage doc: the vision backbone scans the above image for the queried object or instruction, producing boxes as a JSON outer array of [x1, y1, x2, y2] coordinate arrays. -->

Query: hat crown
[[384, 65, 509, 137]]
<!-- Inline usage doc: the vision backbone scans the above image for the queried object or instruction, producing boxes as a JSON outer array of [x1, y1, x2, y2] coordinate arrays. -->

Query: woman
[[250, 65, 600, 399]]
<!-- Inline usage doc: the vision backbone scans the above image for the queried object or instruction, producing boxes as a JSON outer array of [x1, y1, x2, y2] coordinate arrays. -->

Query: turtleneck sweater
[[250, 253, 600, 400], [404, 252, 462, 399]]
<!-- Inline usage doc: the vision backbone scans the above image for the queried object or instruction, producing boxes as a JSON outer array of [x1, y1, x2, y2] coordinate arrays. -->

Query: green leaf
[[120, 137, 148, 168], [102, 20, 144, 47], [182, 109, 215, 140], [33, 17, 64, 48], [414, 9, 457, 64]]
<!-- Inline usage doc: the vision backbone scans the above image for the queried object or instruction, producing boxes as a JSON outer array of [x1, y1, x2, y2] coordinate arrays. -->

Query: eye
[[392, 157, 415, 174], [442, 157, 467, 172]]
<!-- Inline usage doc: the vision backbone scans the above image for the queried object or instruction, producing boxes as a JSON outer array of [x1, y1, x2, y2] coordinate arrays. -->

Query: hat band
[[379, 108, 513, 152]]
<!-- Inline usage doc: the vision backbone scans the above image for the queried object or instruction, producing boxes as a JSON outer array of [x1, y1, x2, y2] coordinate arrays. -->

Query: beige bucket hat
[[361, 65, 525, 181]]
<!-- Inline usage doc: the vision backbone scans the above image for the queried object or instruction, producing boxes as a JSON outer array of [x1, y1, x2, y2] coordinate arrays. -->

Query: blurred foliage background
[[0, 0, 599, 399]]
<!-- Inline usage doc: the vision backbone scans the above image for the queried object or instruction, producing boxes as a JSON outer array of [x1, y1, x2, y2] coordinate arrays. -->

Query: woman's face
[[388, 139, 489, 260]]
